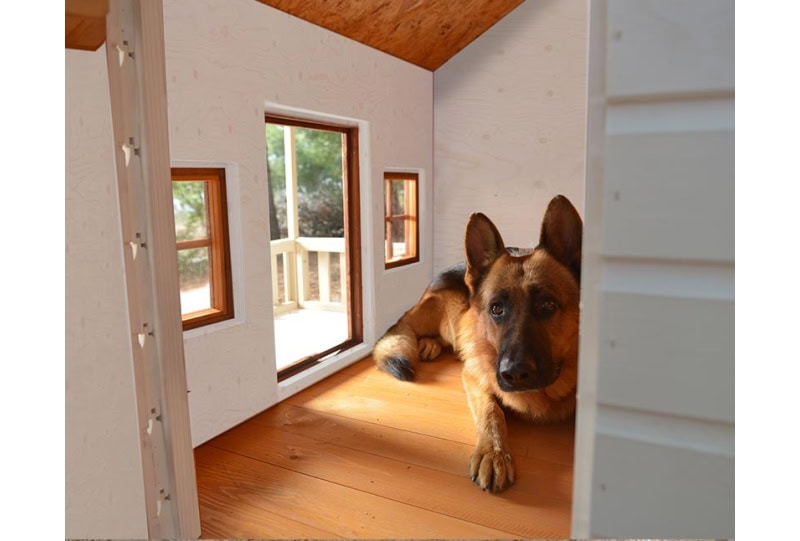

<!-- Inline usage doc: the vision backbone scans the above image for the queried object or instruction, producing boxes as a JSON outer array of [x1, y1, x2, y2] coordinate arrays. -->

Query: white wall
[[573, 0, 734, 537], [433, 0, 589, 268], [162, 0, 433, 445], [65, 46, 148, 539]]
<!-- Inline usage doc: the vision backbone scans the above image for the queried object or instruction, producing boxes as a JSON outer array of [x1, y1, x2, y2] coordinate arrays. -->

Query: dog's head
[[464, 195, 583, 393]]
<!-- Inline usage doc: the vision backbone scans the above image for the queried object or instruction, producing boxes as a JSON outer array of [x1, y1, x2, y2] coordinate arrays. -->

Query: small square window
[[384, 172, 419, 268], [171, 167, 234, 330]]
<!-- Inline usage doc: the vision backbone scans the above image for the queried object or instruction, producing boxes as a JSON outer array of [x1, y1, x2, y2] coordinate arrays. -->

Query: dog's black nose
[[498, 356, 532, 387]]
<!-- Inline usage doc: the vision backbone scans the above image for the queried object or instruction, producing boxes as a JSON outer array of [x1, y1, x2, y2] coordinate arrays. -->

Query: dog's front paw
[[418, 337, 442, 361], [468, 445, 516, 493]]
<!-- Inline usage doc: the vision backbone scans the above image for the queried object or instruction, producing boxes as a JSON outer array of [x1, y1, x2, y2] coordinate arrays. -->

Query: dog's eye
[[489, 303, 505, 318], [538, 298, 559, 316]]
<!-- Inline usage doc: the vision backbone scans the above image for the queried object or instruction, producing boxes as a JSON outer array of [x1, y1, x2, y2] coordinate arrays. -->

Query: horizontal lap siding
[[591, 434, 734, 537], [607, 0, 735, 98], [597, 292, 734, 423], [603, 131, 734, 262], [580, 0, 735, 537]]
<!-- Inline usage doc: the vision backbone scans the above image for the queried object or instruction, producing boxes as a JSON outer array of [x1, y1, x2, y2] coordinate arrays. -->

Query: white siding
[[574, 0, 734, 537], [162, 0, 434, 445], [434, 0, 589, 269], [603, 131, 734, 261], [591, 433, 734, 535], [597, 293, 734, 423], [65, 46, 149, 538], [606, 0, 734, 98]]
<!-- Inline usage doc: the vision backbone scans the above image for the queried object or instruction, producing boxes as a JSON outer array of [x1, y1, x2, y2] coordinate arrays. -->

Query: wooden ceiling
[[66, 0, 524, 71], [255, 0, 525, 70]]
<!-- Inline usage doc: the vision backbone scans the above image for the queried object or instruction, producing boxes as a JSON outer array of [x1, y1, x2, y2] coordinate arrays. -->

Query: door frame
[[263, 104, 377, 402], [263, 113, 364, 380]]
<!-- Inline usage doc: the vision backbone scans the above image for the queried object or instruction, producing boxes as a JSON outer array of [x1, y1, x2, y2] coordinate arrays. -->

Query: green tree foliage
[[266, 123, 344, 239], [173, 181, 207, 241], [172, 181, 209, 286], [389, 180, 407, 243]]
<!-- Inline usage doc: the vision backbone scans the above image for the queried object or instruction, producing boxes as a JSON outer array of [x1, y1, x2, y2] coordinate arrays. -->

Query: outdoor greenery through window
[[266, 123, 345, 240], [172, 167, 234, 330], [384, 172, 419, 268]]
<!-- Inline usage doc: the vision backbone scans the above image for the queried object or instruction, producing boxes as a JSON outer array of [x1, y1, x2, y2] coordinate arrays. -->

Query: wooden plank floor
[[194, 351, 575, 538]]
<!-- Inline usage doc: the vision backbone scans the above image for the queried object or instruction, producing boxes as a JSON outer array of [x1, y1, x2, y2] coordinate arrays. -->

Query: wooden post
[[271, 251, 279, 304], [283, 126, 307, 307], [318, 251, 331, 302], [105, 1, 200, 537], [283, 248, 295, 304], [284, 126, 299, 240]]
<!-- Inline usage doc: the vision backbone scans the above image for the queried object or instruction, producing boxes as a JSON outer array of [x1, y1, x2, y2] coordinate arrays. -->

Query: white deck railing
[[270, 237, 346, 315]]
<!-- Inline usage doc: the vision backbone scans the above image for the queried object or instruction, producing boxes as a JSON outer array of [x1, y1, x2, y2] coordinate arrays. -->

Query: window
[[265, 114, 363, 380], [171, 167, 234, 330], [384, 172, 419, 268]]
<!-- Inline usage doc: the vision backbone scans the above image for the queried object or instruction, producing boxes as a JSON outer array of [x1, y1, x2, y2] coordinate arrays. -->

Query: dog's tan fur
[[373, 195, 582, 492]]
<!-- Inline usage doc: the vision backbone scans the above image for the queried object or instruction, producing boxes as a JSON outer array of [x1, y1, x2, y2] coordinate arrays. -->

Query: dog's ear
[[538, 195, 583, 281], [465, 213, 506, 293]]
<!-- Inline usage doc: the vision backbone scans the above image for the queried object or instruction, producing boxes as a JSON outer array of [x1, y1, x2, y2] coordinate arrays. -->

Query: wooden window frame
[[384, 172, 419, 269], [265, 114, 363, 381], [171, 167, 234, 330]]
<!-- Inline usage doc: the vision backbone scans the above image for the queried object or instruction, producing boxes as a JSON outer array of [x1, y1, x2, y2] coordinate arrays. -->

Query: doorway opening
[[265, 115, 363, 379]]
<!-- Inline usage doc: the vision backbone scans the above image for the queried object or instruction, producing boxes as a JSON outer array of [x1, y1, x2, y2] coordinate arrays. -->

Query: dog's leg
[[463, 370, 516, 492], [418, 337, 443, 361], [374, 294, 448, 380]]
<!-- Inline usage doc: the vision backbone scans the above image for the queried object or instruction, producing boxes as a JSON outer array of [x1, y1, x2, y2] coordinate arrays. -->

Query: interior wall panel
[[434, 0, 589, 270], [66, 46, 149, 539], [162, 0, 433, 445]]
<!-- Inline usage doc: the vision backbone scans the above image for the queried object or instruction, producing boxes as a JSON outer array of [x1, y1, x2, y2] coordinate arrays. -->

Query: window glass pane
[[390, 179, 406, 215], [266, 123, 289, 240], [177, 247, 211, 314], [389, 220, 408, 260], [173, 181, 208, 241], [384, 173, 417, 267]]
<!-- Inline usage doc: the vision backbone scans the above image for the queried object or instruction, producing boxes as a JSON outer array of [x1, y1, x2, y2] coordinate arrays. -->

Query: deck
[[194, 350, 575, 538], [273, 308, 348, 370]]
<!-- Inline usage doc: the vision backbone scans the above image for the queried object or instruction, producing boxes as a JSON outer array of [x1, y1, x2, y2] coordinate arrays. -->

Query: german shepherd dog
[[373, 195, 582, 493]]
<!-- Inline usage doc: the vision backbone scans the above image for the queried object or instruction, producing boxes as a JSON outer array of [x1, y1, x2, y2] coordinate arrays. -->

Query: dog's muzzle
[[496, 355, 550, 392]]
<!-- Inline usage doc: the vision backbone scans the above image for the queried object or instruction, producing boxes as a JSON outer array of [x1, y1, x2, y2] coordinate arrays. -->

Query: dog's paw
[[468, 445, 516, 493], [418, 338, 442, 361], [382, 356, 416, 381]]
